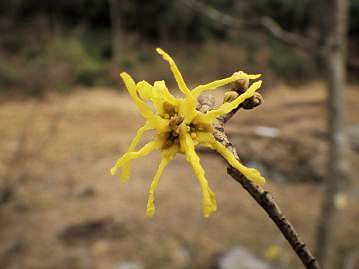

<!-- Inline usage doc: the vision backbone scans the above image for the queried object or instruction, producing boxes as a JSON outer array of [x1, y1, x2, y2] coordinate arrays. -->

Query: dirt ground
[[1, 82, 358, 269]]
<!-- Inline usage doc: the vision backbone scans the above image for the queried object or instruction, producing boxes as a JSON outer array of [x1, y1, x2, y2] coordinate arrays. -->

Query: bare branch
[[226, 168, 321, 269], [197, 80, 321, 269], [182, 0, 242, 28], [181, 0, 318, 50], [260, 16, 317, 50]]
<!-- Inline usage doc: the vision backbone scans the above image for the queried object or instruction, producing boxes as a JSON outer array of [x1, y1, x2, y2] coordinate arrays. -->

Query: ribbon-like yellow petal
[[197, 132, 265, 185], [181, 131, 216, 217], [111, 140, 161, 177], [192, 73, 261, 97], [121, 72, 155, 119], [156, 48, 197, 123], [153, 80, 177, 105], [146, 146, 178, 217], [136, 80, 164, 114], [156, 48, 191, 96], [196, 132, 215, 148], [212, 140, 265, 185], [120, 122, 152, 181], [178, 97, 198, 124], [120, 72, 169, 132], [136, 80, 154, 100], [196, 80, 263, 125]]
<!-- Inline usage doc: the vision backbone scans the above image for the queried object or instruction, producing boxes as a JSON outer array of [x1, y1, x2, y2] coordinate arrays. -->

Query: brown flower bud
[[231, 71, 250, 92], [224, 91, 239, 103]]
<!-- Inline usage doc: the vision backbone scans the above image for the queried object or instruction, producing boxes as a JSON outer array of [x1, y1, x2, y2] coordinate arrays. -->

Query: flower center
[[161, 101, 183, 149], [161, 102, 211, 149]]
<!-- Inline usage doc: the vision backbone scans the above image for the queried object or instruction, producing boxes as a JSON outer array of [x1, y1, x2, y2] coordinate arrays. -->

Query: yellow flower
[[111, 48, 265, 218], [264, 244, 282, 260]]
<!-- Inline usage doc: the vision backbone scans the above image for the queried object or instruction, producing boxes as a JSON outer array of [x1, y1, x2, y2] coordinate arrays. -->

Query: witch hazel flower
[[111, 48, 265, 218]]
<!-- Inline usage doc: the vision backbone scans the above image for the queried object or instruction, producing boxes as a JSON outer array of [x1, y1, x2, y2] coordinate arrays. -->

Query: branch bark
[[181, 0, 317, 51], [260, 16, 317, 50], [198, 80, 321, 269], [216, 116, 320, 269], [227, 168, 320, 269], [182, 0, 242, 28]]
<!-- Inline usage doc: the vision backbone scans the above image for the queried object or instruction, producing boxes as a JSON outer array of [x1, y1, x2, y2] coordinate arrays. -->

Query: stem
[[213, 116, 321, 269], [197, 80, 321, 268], [228, 167, 321, 269]]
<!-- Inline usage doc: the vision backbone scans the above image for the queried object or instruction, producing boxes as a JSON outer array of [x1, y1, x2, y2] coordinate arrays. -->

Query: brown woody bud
[[241, 92, 264, 110], [224, 91, 239, 103], [231, 71, 249, 92]]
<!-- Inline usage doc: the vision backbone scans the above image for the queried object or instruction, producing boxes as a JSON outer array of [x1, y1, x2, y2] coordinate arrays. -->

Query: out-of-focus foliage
[[0, 0, 358, 94], [351, 0, 359, 35], [2, 0, 358, 41], [0, 27, 113, 96]]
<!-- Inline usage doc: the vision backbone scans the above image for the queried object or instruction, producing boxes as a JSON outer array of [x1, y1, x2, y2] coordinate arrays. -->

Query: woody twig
[[197, 74, 321, 269]]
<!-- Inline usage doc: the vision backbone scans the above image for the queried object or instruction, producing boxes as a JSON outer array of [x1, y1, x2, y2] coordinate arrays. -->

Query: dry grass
[[0, 83, 358, 269]]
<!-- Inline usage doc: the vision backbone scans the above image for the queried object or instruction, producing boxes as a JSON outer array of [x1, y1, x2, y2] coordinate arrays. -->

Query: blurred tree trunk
[[108, 0, 123, 63], [315, 0, 350, 268]]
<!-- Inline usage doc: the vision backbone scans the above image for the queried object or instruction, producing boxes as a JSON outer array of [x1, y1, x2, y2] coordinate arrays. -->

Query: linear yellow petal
[[155, 48, 197, 123], [192, 73, 261, 97], [207, 185, 217, 212], [197, 132, 265, 185], [120, 72, 169, 132], [120, 72, 154, 119], [178, 97, 197, 124], [146, 146, 178, 217], [196, 132, 216, 148], [153, 80, 177, 105], [137, 80, 164, 114], [212, 140, 266, 185], [198, 80, 263, 125], [120, 122, 152, 181], [156, 48, 191, 96], [111, 140, 161, 177], [182, 132, 216, 217], [136, 80, 154, 101]]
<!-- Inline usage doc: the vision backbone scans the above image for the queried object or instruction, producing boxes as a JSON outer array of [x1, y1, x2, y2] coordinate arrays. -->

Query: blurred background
[[0, 1, 358, 269]]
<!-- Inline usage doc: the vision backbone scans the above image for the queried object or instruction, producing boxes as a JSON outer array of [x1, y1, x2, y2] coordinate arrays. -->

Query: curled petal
[[121, 72, 154, 119], [136, 80, 154, 101], [137, 80, 179, 115], [192, 73, 261, 97], [207, 185, 217, 212], [196, 80, 263, 125], [156, 48, 197, 123], [146, 146, 178, 217], [181, 132, 216, 217], [121, 72, 169, 132], [120, 122, 152, 181], [111, 140, 161, 177], [197, 132, 265, 185], [136, 81, 164, 114], [212, 140, 265, 185], [156, 48, 191, 96], [196, 132, 215, 148], [178, 97, 198, 124], [153, 80, 178, 105]]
